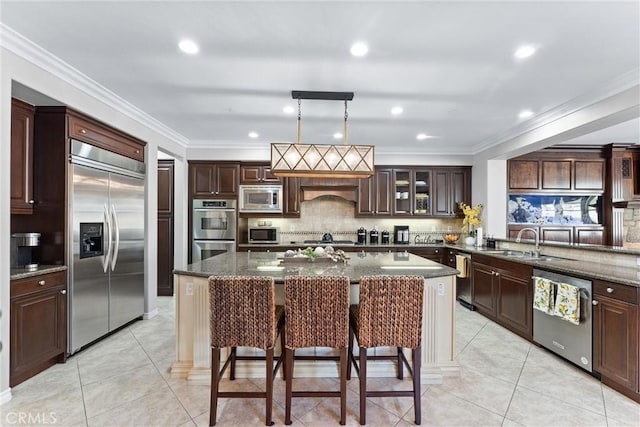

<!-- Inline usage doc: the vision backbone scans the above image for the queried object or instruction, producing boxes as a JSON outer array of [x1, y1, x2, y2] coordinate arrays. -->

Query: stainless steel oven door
[[192, 240, 236, 263], [192, 208, 236, 240]]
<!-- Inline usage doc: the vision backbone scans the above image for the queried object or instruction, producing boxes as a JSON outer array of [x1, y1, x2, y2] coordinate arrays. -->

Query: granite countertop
[[10, 265, 68, 280], [174, 251, 458, 282]]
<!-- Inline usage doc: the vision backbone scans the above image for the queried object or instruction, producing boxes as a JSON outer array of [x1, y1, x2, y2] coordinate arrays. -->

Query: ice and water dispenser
[[80, 223, 104, 259]]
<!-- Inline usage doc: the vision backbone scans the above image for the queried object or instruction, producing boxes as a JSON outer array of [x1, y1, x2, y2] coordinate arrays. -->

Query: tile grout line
[[76, 359, 90, 427]]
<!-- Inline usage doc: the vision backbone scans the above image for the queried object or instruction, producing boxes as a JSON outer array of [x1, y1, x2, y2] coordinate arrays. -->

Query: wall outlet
[[186, 282, 194, 296], [437, 282, 445, 296]]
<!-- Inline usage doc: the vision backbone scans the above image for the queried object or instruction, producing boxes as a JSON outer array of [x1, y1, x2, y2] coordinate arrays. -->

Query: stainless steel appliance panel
[[533, 269, 593, 372], [192, 240, 235, 263], [192, 200, 237, 240], [70, 164, 110, 352], [108, 171, 145, 330]]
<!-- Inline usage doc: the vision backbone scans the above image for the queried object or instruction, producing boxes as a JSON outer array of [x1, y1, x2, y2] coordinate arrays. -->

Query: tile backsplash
[[244, 196, 463, 243]]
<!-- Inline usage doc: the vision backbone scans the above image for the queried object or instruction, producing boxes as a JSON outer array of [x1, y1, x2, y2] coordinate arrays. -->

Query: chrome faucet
[[516, 227, 540, 257]]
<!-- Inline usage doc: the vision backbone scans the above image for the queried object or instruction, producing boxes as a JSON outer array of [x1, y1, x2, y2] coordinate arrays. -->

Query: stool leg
[[280, 325, 286, 381], [285, 348, 294, 425], [397, 346, 404, 379], [340, 347, 347, 425], [265, 348, 274, 426], [347, 327, 354, 380], [359, 347, 367, 425], [413, 346, 421, 425], [229, 347, 237, 380], [210, 348, 221, 426]]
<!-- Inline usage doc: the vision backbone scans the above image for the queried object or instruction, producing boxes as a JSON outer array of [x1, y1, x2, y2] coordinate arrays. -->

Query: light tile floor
[[1, 297, 639, 426]]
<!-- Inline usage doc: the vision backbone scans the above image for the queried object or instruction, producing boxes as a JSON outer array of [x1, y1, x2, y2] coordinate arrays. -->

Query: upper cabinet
[[432, 168, 471, 217], [509, 154, 605, 193], [240, 163, 282, 184], [189, 161, 240, 198], [11, 99, 35, 214], [356, 168, 392, 217]]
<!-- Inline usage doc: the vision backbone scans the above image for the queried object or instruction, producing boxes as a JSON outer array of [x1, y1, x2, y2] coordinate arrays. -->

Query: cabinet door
[[374, 169, 393, 215], [356, 175, 375, 216], [393, 169, 412, 215], [413, 169, 431, 216], [472, 262, 497, 317], [574, 227, 604, 245], [432, 169, 451, 216], [496, 271, 532, 339], [240, 165, 262, 183], [540, 227, 572, 244], [283, 177, 301, 217], [10, 287, 67, 386], [261, 166, 281, 183], [451, 168, 471, 216], [509, 160, 539, 190], [191, 163, 216, 197], [542, 161, 571, 190], [215, 164, 240, 197], [409, 247, 443, 264], [574, 160, 604, 191], [11, 99, 35, 214], [594, 296, 638, 392]]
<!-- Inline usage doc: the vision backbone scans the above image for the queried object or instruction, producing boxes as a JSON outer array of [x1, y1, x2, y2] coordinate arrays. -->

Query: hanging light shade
[[271, 91, 375, 178]]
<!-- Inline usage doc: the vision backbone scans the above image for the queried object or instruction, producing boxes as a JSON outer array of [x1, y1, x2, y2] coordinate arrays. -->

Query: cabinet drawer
[[11, 271, 66, 298], [68, 115, 144, 162], [594, 280, 638, 304]]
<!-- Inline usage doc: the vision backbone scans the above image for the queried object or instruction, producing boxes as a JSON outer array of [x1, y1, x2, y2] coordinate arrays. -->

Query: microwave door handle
[[102, 204, 112, 273], [110, 204, 120, 271]]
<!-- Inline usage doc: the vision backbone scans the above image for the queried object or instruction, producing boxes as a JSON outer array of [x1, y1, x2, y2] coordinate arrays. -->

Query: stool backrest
[[208, 275, 277, 349], [357, 275, 424, 348], [284, 276, 350, 349]]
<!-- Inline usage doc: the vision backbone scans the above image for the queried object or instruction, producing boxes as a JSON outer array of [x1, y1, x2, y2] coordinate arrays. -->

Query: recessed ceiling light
[[350, 42, 368, 57], [333, 132, 343, 139], [248, 132, 259, 138], [178, 39, 199, 55], [391, 106, 404, 115], [514, 44, 537, 59], [519, 110, 534, 119], [416, 133, 431, 140], [283, 105, 295, 114]]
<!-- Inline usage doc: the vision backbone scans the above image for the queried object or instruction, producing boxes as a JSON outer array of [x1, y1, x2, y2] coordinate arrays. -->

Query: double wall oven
[[192, 199, 236, 262]]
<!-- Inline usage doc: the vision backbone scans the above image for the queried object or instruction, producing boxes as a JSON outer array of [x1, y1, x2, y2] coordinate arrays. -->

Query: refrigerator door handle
[[103, 204, 113, 273], [110, 204, 120, 271]]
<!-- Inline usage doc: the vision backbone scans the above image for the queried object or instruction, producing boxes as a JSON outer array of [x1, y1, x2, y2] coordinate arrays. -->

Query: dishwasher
[[532, 269, 593, 372]]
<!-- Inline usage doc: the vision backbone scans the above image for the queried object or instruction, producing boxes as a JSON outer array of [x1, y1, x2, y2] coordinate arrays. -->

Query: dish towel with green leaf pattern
[[532, 277, 554, 314], [553, 282, 580, 325]]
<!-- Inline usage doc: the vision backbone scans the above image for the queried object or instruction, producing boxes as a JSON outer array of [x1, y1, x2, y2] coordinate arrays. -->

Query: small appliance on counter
[[11, 232, 41, 271], [394, 225, 410, 244], [248, 226, 279, 243], [369, 227, 379, 244], [357, 227, 367, 244], [381, 230, 390, 244]]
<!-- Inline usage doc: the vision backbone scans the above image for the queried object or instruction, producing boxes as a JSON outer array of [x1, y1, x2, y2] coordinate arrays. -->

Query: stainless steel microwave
[[239, 185, 283, 213], [248, 227, 280, 243]]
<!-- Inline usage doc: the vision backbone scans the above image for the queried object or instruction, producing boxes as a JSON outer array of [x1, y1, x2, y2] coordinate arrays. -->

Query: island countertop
[[173, 251, 459, 281]]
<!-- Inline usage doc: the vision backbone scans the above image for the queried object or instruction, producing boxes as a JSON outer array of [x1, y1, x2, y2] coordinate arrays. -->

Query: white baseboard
[[0, 387, 12, 405], [143, 308, 159, 320]]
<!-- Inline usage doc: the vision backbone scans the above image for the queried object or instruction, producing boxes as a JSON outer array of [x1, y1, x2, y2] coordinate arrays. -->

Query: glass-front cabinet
[[393, 169, 432, 216]]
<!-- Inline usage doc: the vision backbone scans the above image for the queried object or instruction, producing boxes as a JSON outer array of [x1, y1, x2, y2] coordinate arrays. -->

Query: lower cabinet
[[10, 271, 67, 387], [471, 254, 533, 340], [593, 280, 639, 402], [408, 247, 444, 264]]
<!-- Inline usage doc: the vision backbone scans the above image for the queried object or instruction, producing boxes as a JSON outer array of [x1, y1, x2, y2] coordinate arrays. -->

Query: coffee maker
[[11, 232, 41, 271], [394, 226, 410, 244]]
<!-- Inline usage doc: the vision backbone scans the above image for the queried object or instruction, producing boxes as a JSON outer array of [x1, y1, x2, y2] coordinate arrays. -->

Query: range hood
[[299, 177, 358, 203]]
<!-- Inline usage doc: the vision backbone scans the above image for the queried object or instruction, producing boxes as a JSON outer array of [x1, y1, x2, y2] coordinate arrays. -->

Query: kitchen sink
[[484, 250, 573, 262]]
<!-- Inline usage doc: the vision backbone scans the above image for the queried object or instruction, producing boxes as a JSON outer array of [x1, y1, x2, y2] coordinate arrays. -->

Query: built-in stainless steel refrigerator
[[68, 140, 145, 354]]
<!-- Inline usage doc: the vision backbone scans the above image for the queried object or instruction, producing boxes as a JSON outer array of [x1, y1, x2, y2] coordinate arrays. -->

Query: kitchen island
[[171, 251, 459, 385]]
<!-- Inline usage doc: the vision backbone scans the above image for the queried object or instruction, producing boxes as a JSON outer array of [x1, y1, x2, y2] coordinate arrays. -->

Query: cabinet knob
[[434, 250, 439, 253], [135, 149, 140, 154], [28, 200, 35, 204], [60, 290, 67, 295], [38, 280, 45, 286], [80, 129, 87, 134], [592, 300, 599, 306], [606, 287, 614, 294], [495, 272, 500, 277]]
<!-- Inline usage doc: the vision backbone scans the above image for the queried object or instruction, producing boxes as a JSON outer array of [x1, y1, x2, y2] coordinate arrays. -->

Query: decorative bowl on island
[[444, 234, 460, 243]]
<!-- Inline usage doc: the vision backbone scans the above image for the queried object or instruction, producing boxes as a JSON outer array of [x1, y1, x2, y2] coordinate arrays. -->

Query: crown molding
[[0, 23, 189, 148], [472, 68, 640, 155]]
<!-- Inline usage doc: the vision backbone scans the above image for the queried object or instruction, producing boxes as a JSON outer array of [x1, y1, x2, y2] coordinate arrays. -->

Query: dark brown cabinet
[[432, 168, 471, 217], [593, 280, 639, 402], [408, 247, 443, 264], [472, 254, 533, 340], [157, 160, 174, 296], [10, 271, 67, 387], [507, 225, 604, 245], [283, 177, 301, 217], [189, 162, 240, 198], [11, 98, 35, 214], [509, 160, 539, 190], [356, 168, 392, 216], [509, 155, 605, 193], [240, 163, 281, 184]]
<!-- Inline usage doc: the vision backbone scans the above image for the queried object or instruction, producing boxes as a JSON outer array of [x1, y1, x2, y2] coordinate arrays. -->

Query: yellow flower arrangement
[[459, 202, 483, 236]]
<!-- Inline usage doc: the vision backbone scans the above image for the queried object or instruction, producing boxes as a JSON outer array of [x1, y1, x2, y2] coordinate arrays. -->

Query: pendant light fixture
[[271, 91, 375, 178]]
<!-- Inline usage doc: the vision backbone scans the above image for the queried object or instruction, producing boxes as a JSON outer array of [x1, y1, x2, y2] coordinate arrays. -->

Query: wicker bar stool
[[208, 276, 285, 426], [347, 275, 424, 425], [283, 275, 350, 425]]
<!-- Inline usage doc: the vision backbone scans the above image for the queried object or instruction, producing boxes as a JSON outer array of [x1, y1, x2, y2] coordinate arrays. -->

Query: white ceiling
[[2, 1, 639, 155]]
